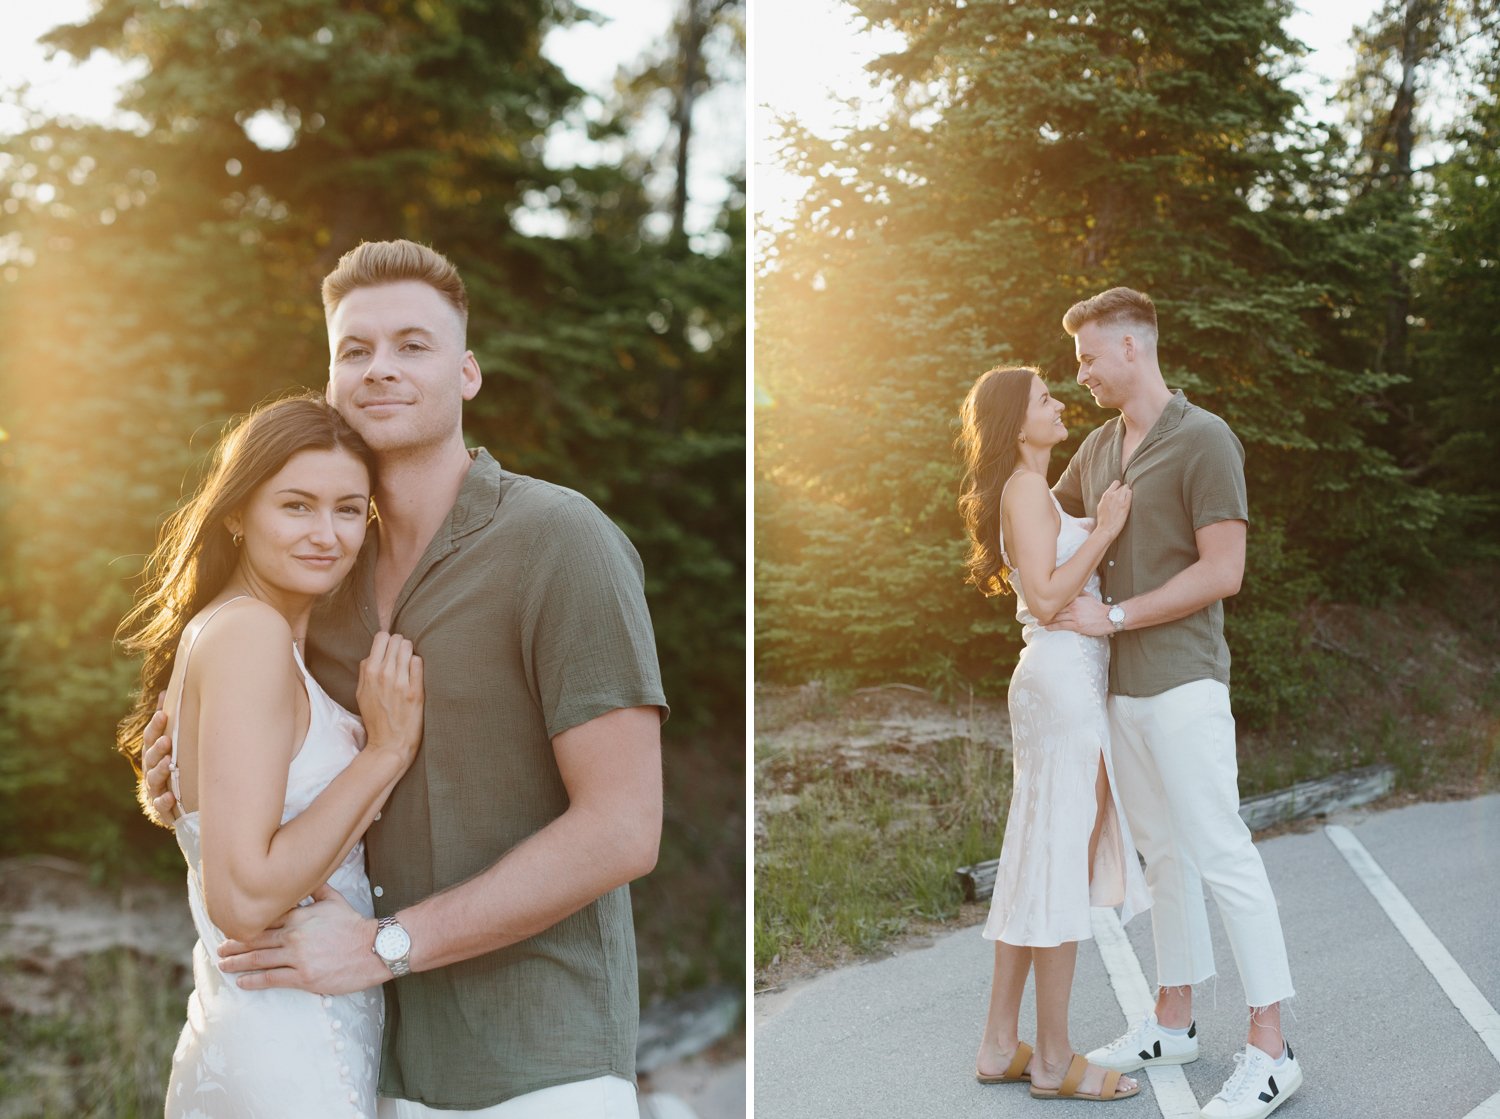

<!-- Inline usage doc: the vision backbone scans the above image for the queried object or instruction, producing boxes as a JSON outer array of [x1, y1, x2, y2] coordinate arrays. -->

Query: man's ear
[[460, 351, 482, 401]]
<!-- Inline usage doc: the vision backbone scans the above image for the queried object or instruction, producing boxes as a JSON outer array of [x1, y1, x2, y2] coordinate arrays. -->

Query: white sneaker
[[1086, 1013, 1199, 1073], [1200, 1043, 1303, 1119]]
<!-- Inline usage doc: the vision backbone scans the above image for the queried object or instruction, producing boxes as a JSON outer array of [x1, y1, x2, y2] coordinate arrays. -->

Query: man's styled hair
[[1062, 286, 1157, 340], [321, 239, 468, 329]]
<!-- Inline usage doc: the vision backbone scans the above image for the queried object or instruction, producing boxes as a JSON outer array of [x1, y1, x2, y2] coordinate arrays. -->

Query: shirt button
[[335, 1040, 345, 1053], [1108, 560, 1115, 567], [1105, 597, 1113, 603], [348, 1090, 359, 1104], [332, 1020, 342, 1031], [322, 995, 333, 1008], [373, 886, 383, 897], [373, 812, 381, 821]]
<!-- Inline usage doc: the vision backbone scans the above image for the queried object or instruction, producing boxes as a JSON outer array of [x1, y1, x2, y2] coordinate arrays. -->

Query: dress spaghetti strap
[[997, 469, 1029, 569], [166, 596, 252, 819], [998, 470, 1065, 569]]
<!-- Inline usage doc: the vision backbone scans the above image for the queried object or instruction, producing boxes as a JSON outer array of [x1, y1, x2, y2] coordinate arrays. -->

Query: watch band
[[375, 915, 412, 978]]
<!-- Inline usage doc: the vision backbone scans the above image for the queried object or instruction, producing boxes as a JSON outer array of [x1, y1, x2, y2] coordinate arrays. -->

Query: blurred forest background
[[0, 0, 744, 1113], [757, 0, 1500, 730]]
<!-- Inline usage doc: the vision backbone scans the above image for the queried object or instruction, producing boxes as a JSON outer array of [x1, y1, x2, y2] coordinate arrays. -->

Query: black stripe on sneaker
[[1188, 1022, 1197, 1039], [1258, 1075, 1279, 1104]]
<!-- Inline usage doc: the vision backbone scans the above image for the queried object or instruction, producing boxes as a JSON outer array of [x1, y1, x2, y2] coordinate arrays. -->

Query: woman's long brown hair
[[956, 366, 1039, 597], [115, 393, 376, 796]]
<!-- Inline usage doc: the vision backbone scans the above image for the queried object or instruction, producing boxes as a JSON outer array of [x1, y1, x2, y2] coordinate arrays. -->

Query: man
[[142, 239, 666, 1118], [1048, 287, 1302, 1119]]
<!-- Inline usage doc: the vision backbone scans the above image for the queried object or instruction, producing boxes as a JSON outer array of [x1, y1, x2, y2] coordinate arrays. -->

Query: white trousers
[[1107, 679, 1295, 1008], [378, 1075, 637, 1119]]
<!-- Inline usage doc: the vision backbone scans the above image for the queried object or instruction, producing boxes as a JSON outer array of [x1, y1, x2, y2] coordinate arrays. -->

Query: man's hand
[[1050, 595, 1113, 636], [217, 884, 385, 996], [140, 704, 178, 827]]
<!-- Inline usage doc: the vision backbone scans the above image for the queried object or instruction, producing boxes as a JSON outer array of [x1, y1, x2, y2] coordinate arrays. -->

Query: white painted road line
[[1325, 824, 1500, 1067], [1466, 1091, 1500, 1119], [1091, 907, 1203, 1119]]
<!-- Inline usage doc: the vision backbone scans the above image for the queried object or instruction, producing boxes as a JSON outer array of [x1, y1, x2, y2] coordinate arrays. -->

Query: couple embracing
[[957, 288, 1302, 1118], [122, 240, 665, 1117]]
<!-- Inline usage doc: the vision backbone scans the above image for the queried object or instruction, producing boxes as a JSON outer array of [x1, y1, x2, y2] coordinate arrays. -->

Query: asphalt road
[[754, 794, 1500, 1119]]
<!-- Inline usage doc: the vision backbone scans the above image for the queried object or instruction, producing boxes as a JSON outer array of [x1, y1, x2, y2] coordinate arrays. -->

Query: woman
[[956, 366, 1151, 1103], [117, 394, 424, 1119]]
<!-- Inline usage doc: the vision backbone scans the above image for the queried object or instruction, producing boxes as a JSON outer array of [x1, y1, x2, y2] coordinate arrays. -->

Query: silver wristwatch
[[1108, 604, 1127, 634], [373, 915, 412, 978]]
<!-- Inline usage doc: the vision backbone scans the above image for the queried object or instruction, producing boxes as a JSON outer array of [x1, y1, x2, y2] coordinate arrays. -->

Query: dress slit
[[982, 493, 1150, 947]]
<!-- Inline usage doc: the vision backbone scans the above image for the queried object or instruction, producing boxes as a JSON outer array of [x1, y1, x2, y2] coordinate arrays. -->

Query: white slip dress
[[982, 492, 1152, 946], [164, 596, 383, 1119]]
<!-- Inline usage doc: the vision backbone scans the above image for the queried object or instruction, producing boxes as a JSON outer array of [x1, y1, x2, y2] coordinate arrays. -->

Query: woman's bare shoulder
[[185, 599, 295, 678], [1001, 469, 1052, 509]]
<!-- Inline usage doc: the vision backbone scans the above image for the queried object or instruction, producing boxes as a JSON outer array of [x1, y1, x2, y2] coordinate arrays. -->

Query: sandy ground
[[755, 681, 1010, 755], [755, 681, 1012, 838]]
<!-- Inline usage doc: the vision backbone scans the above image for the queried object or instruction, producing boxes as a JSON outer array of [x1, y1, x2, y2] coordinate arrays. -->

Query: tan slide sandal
[[975, 1040, 1033, 1084], [1029, 1053, 1140, 1101]]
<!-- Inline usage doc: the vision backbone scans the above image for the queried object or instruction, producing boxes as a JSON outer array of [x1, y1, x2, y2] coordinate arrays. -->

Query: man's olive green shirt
[[1054, 391, 1247, 698], [306, 449, 667, 1110]]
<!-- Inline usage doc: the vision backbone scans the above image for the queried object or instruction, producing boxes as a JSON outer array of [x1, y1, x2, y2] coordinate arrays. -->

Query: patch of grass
[[0, 948, 190, 1119], [1236, 583, 1500, 803], [1409, 648, 1463, 718], [1400, 721, 1500, 794], [634, 728, 745, 1003], [1478, 670, 1500, 715], [754, 735, 1009, 974]]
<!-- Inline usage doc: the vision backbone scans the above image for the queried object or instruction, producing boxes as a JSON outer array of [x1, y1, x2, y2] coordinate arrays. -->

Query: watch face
[[375, 923, 411, 961]]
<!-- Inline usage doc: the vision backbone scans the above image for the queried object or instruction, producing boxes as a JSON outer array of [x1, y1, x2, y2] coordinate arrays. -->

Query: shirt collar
[[446, 447, 504, 543], [1109, 389, 1189, 445], [356, 447, 503, 572], [1157, 389, 1189, 434]]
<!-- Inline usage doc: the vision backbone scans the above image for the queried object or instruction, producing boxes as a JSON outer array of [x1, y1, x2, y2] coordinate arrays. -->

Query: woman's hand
[[1095, 480, 1133, 539], [140, 696, 179, 827], [356, 632, 425, 768]]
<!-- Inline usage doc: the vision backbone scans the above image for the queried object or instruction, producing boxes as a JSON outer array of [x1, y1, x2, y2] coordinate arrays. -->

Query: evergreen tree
[[0, 0, 745, 911], [1410, 43, 1500, 544], [1333, 0, 1498, 479], [756, 0, 1438, 723]]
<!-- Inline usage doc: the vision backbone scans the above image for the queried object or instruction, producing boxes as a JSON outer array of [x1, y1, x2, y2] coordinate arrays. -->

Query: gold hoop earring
[[232, 532, 243, 548]]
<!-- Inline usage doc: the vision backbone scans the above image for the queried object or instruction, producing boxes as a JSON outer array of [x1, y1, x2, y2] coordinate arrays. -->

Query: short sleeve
[[518, 494, 668, 739], [1185, 418, 1248, 529], [1053, 435, 1088, 517]]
